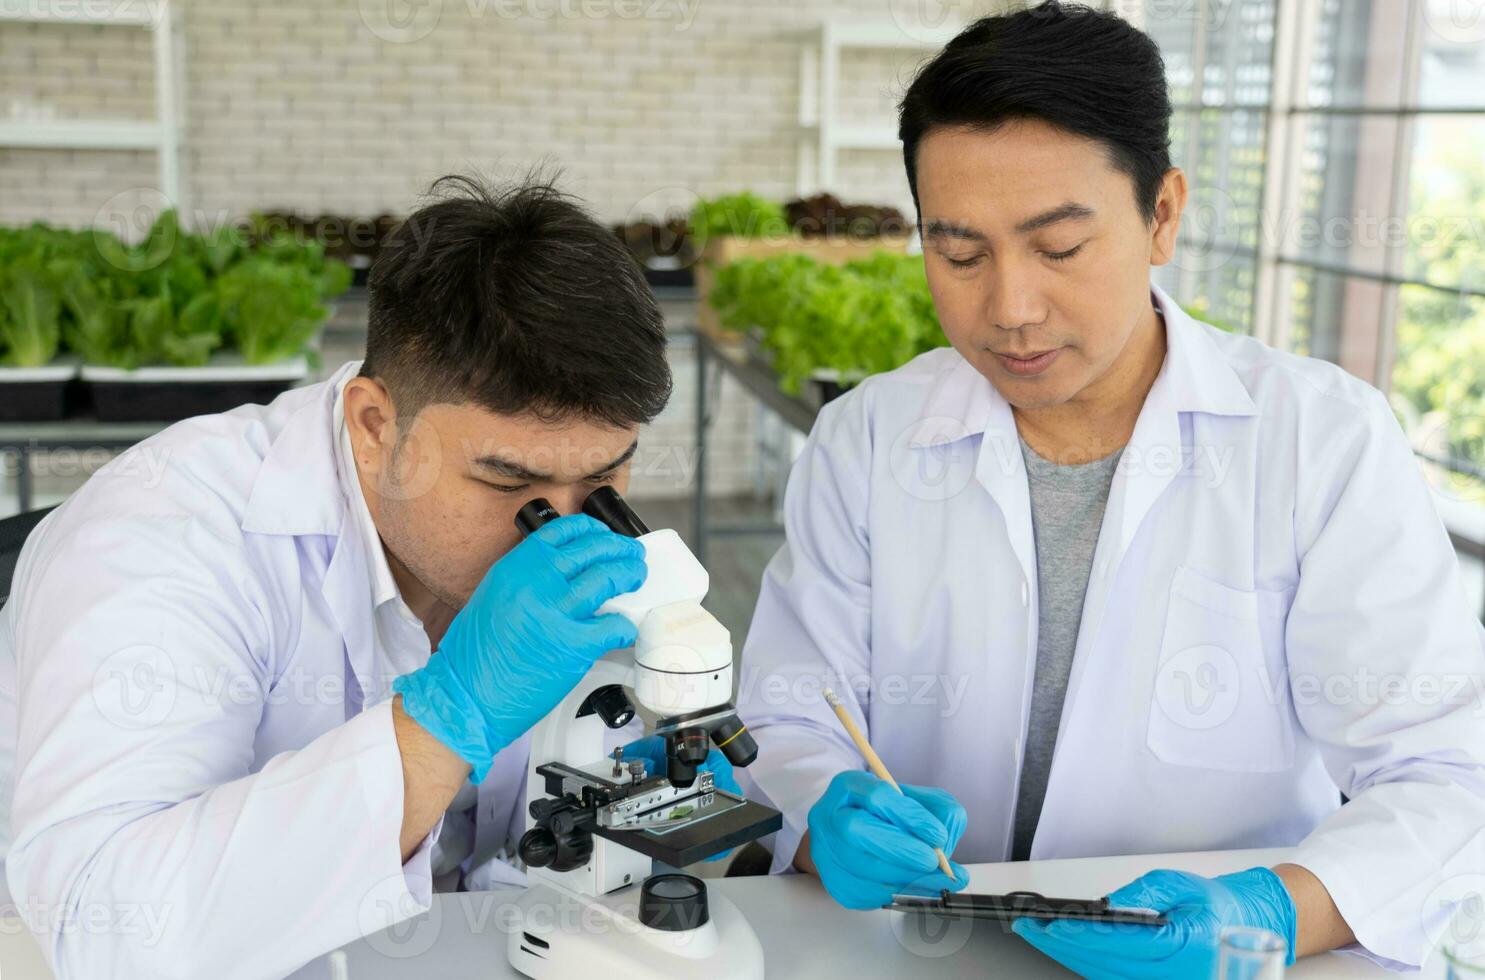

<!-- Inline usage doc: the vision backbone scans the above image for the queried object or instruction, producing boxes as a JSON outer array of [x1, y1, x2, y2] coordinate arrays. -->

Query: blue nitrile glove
[[393, 514, 647, 784], [1012, 866, 1298, 979], [619, 735, 741, 863], [807, 770, 970, 910]]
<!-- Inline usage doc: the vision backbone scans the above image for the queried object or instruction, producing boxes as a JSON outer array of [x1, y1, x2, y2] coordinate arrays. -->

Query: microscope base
[[507, 878, 765, 980]]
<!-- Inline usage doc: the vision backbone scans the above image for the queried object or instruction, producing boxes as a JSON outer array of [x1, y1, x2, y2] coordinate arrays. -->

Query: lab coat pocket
[[1145, 565, 1296, 773]]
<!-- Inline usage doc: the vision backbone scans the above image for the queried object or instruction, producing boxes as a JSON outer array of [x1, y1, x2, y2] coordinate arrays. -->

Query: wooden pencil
[[821, 687, 956, 882]]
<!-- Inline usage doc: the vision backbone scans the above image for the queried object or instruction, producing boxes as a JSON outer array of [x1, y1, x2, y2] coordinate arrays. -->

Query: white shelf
[[831, 123, 902, 150], [797, 122, 903, 151], [0, 3, 157, 26], [0, 0, 182, 211], [0, 119, 162, 150], [795, 18, 963, 196], [810, 20, 965, 50]]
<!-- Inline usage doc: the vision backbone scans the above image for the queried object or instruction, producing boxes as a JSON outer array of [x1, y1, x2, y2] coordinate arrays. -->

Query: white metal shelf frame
[[794, 19, 965, 198], [0, 0, 185, 211]]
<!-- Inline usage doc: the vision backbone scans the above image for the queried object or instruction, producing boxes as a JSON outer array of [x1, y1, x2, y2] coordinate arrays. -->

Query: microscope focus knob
[[520, 822, 593, 873], [518, 827, 558, 868]]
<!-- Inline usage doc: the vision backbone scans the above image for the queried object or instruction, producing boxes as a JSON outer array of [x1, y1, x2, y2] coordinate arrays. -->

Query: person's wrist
[[391, 694, 471, 783], [392, 656, 497, 783], [1226, 867, 1300, 966], [793, 830, 818, 874]]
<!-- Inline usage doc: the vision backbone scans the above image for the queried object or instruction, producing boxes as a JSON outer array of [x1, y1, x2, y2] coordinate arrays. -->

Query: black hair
[[898, 1, 1172, 223], [363, 173, 671, 429]]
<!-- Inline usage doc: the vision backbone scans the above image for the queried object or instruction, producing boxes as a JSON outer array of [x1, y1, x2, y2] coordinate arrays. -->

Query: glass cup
[[1217, 926, 1287, 980], [1447, 947, 1485, 980], [1444, 890, 1485, 979]]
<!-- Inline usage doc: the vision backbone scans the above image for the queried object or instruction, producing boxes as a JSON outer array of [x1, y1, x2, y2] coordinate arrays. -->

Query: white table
[[0, 848, 1451, 978]]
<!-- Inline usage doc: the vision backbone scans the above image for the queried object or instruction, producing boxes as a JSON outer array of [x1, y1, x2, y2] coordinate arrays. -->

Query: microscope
[[505, 487, 781, 980]]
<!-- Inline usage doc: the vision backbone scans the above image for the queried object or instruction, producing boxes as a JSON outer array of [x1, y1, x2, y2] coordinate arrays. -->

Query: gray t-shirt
[[1009, 432, 1124, 861]]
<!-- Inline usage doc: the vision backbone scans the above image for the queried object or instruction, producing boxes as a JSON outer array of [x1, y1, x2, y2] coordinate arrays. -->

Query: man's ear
[[1149, 167, 1188, 268], [343, 376, 398, 478]]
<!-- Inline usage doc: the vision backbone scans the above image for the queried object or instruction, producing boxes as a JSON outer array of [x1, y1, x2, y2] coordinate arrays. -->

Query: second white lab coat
[[737, 282, 1485, 970], [0, 362, 534, 979]]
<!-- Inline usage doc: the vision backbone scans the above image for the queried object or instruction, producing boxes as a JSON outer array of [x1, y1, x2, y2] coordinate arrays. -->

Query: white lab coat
[[0, 361, 535, 979], [736, 282, 1485, 971]]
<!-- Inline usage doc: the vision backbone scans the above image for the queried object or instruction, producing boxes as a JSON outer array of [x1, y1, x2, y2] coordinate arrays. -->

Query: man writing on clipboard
[[736, 3, 1485, 975]]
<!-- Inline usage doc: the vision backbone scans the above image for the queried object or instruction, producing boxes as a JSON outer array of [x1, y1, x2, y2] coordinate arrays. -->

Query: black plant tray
[[80, 358, 309, 423], [0, 362, 79, 422]]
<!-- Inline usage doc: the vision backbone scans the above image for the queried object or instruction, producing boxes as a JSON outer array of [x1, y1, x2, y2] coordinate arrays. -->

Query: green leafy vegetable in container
[[50, 252, 135, 368], [0, 210, 351, 369], [689, 192, 790, 249], [255, 231, 353, 300], [710, 251, 950, 394], [214, 259, 328, 365], [0, 256, 63, 368]]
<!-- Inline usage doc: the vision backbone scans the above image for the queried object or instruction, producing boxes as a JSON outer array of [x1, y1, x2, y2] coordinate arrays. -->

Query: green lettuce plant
[[710, 251, 949, 394], [0, 256, 63, 367], [213, 259, 328, 365], [0, 210, 349, 369], [689, 192, 791, 250]]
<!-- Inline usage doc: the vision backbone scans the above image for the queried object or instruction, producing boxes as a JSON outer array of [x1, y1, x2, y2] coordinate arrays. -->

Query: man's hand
[[804, 770, 970, 910], [1012, 866, 1299, 978], [392, 514, 646, 784]]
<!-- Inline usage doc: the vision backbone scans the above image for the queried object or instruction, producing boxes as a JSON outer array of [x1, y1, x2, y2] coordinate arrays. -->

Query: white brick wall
[[0, 0, 1005, 227], [0, 0, 1003, 509]]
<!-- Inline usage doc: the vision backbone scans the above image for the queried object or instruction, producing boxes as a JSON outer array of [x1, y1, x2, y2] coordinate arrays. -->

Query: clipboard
[[885, 889, 1169, 926]]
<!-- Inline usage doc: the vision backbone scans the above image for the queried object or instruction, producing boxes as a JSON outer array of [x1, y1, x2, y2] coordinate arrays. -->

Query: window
[[1115, 0, 1485, 617], [1141, 0, 1276, 334]]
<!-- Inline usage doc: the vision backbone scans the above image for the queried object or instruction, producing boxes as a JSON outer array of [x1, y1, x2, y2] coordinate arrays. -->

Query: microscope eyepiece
[[582, 486, 651, 538], [515, 498, 560, 537], [516, 489, 651, 540]]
